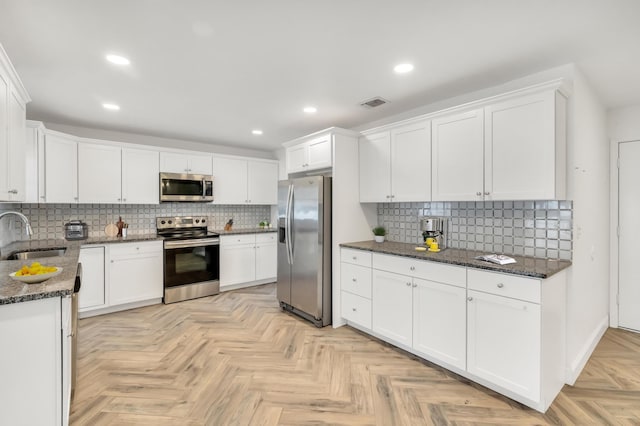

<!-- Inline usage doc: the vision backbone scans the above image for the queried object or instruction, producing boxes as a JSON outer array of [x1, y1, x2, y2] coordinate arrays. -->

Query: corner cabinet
[[359, 120, 431, 202], [220, 233, 277, 290], [431, 87, 567, 201], [286, 134, 332, 174], [339, 247, 567, 413], [0, 45, 30, 202], [213, 156, 278, 205]]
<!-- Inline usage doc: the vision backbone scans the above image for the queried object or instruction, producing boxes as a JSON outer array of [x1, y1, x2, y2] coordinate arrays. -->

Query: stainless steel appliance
[[64, 220, 88, 240], [277, 176, 332, 327], [421, 216, 447, 249], [157, 216, 220, 303], [159, 172, 214, 202], [71, 262, 81, 400]]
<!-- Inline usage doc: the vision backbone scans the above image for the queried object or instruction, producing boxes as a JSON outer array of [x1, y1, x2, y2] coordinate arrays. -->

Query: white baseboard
[[79, 298, 162, 319], [565, 316, 609, 385], [219, 278, 274, 292]]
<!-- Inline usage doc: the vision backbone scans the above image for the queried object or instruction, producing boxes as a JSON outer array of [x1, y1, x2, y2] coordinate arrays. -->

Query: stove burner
[[156, 216, 218, 240]]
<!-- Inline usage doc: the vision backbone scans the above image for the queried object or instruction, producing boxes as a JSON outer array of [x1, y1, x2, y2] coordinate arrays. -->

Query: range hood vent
[[360, 97, 389, 108]]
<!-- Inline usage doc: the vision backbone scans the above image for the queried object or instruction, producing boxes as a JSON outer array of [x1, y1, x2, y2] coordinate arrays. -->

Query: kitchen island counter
[[340, 240, 571, 279]]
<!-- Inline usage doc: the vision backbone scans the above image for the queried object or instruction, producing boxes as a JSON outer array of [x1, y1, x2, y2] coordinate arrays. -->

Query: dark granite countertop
[[0, 234, 163, 305], [213, 227, 277, 236], [340, 240, 571, 279]]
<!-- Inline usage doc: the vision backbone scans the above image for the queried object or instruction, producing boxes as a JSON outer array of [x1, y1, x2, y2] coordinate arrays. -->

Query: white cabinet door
[[255, 241, 277, 281], [189, 155, 213, 175], [78, 246, 106, 310], [220, 243, 256, 287], [24, 124, 43, 203], [109, 243, 163, 306], [467, 289, 541, 401], [61, 295, 72, 426], [372, 269, 413, 347], [286, 144, 307, 173], [160, 152, 190, 173], [213, 156, 248, 204], [390, 120, 430, 202], [0, 71, 8, 199], [78, 143, 122, 204], [44, 133, 78, 203], [7, 88, 26, 201], [247, 160, 278, 205], [412, 278, 466, 370], [359, 131, 391, 202], [485, 91, 557, 200], [432, 109, 484, 201], [307, 135, 332, 170], [122, 148, 159, 204]]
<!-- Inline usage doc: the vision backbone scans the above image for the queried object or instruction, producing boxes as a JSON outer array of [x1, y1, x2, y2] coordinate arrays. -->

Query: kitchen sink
[[6, 247, 67, 261]]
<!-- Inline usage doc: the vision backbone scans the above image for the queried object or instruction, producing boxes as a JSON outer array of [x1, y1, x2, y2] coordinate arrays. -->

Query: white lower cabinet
[[220, 233, 277, 289], [79, 241, 163, 317], [109, 242, 164, 306], [339, 247, 566, 412]]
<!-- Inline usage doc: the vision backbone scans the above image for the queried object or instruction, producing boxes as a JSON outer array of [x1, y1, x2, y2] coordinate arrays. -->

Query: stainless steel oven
[[160, 172, 214, 202], [158, 217, 220, 303]]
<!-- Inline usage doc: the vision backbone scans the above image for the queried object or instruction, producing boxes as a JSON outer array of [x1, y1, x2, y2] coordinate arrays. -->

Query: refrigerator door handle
[[285, 184, 294, 265]]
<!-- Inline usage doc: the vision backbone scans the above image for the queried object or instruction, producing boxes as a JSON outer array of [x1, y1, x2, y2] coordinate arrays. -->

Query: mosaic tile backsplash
[[0, 203, 272, 247], [377, 201, 573, 260]]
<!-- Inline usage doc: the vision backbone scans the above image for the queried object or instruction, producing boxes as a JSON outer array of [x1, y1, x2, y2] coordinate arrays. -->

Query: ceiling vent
[[360, 97, 389, 108]]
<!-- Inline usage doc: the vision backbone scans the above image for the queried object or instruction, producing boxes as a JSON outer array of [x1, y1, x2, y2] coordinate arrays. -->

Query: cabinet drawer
[[467, 269, 540, 303], [110, 241, 162, 257], [373, 253, 465, 287], [341, 248, 372, 267], [256, 233, 277, 244], [221, 234, 255, 245], [341, 291, 372, 329], [341, 263, 372, 298]]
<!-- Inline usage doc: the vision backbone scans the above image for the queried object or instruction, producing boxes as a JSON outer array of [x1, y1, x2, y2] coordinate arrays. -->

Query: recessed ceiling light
[[303, 106, 317, 113], [252, 129, 263, 135], [106, 54, 130, 66], [394, 63, 414, 74], [102, 103, 120, 111]]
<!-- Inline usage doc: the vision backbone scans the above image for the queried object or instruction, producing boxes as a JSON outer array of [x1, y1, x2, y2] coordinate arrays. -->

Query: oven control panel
[[156, 216, 207, 230]]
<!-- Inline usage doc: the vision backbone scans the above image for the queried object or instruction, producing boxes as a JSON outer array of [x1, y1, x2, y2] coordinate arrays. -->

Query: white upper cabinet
[[160, 151, 213, 175], [0, 46, 30, 202], [122, 148, 159, 204], [286, 134, 332, 174], [213, 155, 278, 205], [485, 91, 566, 200], [44, 132, 78, 203], [78, 144, 122, 204], [360, 120, 431, 202], [432, 109, 485, 201]]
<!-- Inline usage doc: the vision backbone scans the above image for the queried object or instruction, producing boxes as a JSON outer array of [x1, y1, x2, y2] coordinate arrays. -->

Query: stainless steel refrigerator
[[277, 176, 332, 327]]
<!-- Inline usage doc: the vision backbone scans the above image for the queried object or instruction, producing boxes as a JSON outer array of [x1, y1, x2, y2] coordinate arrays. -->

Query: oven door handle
[[164, 238, 220, 249]]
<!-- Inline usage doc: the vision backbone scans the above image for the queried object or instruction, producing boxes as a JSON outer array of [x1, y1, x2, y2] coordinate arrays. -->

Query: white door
[[44, 133, 78, 203], [307, 135, 332, 170], [467, 290, 540, 401], [220, 244, 256, 287], [432, 109, 484, 201], [110, 250, 163, 305], [286, 144, 307, 173], [619, 140, 640, 331], [160, 152, 189, 173], [213, 156, 248, 204], [372, 269, 413, 347], [247, 161, 278, 204], [188, 155, 213, 175], [359, 132, 391, 202], [78, 246, 106, 310], [7, 88, 26, 201], [78, 144, 122, 203], [0, 72, 8, 199], [391, 120, 431, 202], [412, 278, 466, 370], [122, 148, 160, 204], [255, 242, 277, 281]]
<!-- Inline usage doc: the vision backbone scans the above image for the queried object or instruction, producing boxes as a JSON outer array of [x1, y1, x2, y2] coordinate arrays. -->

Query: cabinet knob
[[390, 195, 395, 198], [117, 198, 121, 201], [386, 195, 391, 199], [412, 283, 417, 288], [136, 247, 140, 250], [352, 256, 357, 260], [484, 191, 490, 196], [111, 260, 114, 263], [352, 278, 357, 282], [497, 283, 504, 288], [467, 296, 473, 301], [410, 266, 415, 271], [352, 307, 357, 312], [8, 189, 18, 194], [40, 196, 46, 199], [476, 192, 482, 196], [123, 198, 126, 202], [406, 282, 411, 286]]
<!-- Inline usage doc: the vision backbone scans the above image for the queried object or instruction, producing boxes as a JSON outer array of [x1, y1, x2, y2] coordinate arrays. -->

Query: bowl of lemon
[[10, 262, 62, 284]]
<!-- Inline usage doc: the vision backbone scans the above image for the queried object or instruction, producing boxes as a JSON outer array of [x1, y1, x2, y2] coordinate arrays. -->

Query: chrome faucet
[[0, 211, 34, 237]]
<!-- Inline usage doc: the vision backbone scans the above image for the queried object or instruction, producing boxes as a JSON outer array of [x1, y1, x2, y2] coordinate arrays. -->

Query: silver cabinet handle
[[386, 195, 391, 199], [476, 192, 482, 196], [406, 282, 411, 286], [410, 266, 415, 271], [467, 296, 473, 301], [8, 189, 18, 194], [111, 260, 114, 263], [390, 195, 395, 198], [352, 278, 356, 282], [484, 191, 490, 196], [412, 283, 417, 288], [352, 307, 356, 312], [117, 198, 121, 201], [497, 283, 504, 288], [352, 256, 357, 260]]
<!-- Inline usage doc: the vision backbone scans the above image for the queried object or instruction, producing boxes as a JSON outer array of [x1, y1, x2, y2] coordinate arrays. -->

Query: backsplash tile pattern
[[0, 203, 272, 246], [377, 201, 573, 260]]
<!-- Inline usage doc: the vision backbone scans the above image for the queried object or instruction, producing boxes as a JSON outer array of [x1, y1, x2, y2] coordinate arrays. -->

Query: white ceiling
[[1, 1, 639, 152]]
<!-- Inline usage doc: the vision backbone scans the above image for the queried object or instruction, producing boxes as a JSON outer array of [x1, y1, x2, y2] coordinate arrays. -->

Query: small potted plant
[[259, 220, 269, 229], [372, 226, 387, 243]]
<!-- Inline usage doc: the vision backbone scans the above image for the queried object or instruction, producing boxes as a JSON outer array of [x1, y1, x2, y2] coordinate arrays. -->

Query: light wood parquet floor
[[70, 284, 640, 425]]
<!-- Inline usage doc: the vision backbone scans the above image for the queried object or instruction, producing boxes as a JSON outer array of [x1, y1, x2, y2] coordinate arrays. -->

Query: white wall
[[564, 68, 610, 384], [609, 105, 640, 142], [44, 122, 276, 160]]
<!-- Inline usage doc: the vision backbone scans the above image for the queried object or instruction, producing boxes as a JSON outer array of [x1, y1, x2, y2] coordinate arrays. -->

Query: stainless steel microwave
[[159, 173, 214, 202]]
